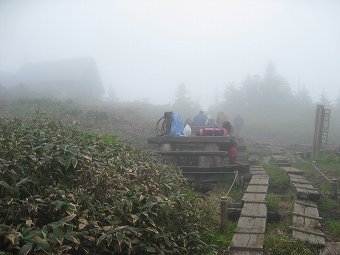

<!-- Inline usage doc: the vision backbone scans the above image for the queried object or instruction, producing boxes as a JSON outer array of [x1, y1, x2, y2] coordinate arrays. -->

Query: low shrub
[[325, 219, 340, 236], [0, 117, 215, 254], [266, 193, 279, 211]]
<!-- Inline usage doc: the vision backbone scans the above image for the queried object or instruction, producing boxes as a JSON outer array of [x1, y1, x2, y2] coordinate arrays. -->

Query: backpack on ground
[[156, 112, 184, 136]]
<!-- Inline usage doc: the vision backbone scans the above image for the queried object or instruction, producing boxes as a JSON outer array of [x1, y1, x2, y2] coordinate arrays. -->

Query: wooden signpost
[[312, 105, 331, 160]]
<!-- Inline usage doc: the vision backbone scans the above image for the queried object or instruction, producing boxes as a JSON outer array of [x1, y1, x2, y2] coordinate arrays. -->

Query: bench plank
[[148, 136, 230, 144], [156, 151, 229, 157]]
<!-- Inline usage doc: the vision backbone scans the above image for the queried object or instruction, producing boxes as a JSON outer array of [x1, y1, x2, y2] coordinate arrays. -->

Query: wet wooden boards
[[229, 166, 269, 254], [292, 200, 325, 246], [279, 166, 325, 246]]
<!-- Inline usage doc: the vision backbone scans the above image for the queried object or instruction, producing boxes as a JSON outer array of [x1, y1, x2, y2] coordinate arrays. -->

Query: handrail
[[297, 156, 332, 183], [225, 171, 239, 197], [220, 170, 239, 231]]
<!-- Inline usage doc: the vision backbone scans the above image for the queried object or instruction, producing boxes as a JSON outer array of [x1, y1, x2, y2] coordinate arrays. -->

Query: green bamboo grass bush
[[0, 117, 216, 254]]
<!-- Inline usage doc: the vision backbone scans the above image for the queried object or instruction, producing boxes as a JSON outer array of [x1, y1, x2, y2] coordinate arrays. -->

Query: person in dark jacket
[[192, 111, 207, 126], [234, 113, 244, 135], [222, 121, 234, 136]]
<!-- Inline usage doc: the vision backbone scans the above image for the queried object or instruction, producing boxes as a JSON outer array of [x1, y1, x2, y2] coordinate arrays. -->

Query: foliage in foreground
[[0, 117, 215, 254]]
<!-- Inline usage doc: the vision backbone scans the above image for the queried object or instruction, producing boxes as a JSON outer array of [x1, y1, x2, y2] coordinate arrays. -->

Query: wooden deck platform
[[229, 166, 268, 254]]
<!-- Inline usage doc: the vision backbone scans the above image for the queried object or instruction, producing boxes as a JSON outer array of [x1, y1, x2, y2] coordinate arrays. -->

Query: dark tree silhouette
[[318, 91, 332, 108], [172, 83, 200, 120]]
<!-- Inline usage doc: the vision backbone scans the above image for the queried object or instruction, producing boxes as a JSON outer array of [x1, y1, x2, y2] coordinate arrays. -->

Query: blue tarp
[[170, 112, 184, 136]]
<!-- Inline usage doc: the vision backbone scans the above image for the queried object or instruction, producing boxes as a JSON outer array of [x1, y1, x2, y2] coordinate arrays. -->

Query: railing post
[[220, 196, 228, 232], [240, 175, 244, 189], [331, 179, 337, 199]]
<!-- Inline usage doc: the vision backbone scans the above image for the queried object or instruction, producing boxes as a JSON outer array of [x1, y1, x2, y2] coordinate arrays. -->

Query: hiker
[[170, 112, 185, 136], [228, 139, 238, 164], [234, 113, 244, 135], [206, 117, 218, 128], [192, 110, 207, 127], [216, 112, 228, 127], [222, 121, 234, 136]]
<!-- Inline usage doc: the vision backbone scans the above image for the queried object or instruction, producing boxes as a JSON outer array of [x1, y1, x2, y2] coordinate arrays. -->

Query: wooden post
[[220, 196, 228, 232], [331, 179, 337, 199], [240, 175, 244, 189]]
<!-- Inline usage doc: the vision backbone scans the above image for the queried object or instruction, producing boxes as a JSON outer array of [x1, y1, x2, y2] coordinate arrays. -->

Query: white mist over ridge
[[0, 0, 339, 108]]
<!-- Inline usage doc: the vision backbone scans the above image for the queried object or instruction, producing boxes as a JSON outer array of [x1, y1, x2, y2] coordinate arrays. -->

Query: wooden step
[[288, 174, 308, 179], [251, 170, 267, 175], [292, 183, 316, 191], [296, 188, 320, 201], [246, 185, 268, 194], [230, 233, 264, 250], [291, 200, 325, 246], [249, 178, 269, 186], [290, 178, 311, 185], [240, 203, 267, 218], [242, 193, 266, 203]]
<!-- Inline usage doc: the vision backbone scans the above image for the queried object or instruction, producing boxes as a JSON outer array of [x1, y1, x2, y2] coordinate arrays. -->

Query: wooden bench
[[155, 151, 228, 157], [148, 136, 231, 168]]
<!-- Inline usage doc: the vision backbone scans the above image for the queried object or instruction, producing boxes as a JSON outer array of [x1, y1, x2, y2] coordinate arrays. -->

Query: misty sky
[[0, 0, 339, 108]]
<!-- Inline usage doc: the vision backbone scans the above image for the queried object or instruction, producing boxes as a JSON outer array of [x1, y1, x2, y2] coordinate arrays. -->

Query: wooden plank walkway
[[292, 200, 325, 246], [287, 173, 321, 201], [229, 166, 269, 255], [320, 242, 340, 255], [281, 166, 303, 175], [280, 166, 325, 246], [271, 155, 290, 164]]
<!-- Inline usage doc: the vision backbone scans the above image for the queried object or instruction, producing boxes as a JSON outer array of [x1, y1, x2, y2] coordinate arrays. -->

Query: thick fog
[[0, 0, 340, 108]]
